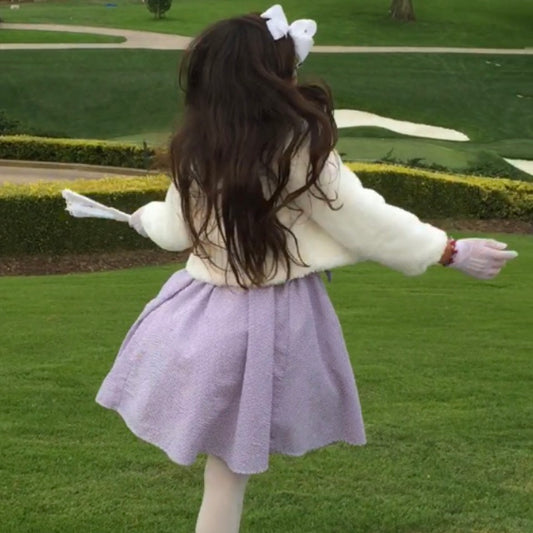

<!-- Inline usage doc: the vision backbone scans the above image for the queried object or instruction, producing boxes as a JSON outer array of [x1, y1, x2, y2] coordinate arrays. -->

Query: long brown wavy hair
[[170, 13, 337, 287]]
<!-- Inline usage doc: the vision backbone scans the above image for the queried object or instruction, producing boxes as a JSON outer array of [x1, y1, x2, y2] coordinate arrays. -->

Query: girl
[[95, 5, 517, 532]]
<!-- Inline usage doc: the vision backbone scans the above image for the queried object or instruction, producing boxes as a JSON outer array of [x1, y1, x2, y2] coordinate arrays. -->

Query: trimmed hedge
[[350, 163, 533, 222], [0, 135, 154, 169], [1, 164, 532, 256], [0, 175, 169, 255]]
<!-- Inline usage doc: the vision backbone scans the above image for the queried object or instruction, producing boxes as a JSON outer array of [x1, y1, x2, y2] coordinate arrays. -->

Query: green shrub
[[1, 165, 531, 257], [377, 147, 531, 181], [0, 175, 169, 255], [350, 163, 533, 221], [0, 111, 21, 135], [146, 0, 173, 19], [0, 135, 154, 169], [0, 112, 68, 138]]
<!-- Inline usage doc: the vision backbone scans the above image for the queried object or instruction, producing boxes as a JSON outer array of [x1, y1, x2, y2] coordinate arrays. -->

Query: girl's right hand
[[450, 238, 518, 279], [129, 207, 149, 238]]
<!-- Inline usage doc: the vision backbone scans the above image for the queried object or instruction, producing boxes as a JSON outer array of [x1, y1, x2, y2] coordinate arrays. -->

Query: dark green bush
[[0, 136, 154, 169], [352, 163, 533, 221], [146, 0, 173, 19], [0, 111, 21, 135], [1, 165, 531, 256], [0, 176, 169, 255]]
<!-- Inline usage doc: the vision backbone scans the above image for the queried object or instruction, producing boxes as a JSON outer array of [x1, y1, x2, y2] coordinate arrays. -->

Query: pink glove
[[450, 238, 518, 280], [129, 207, 149, 238]]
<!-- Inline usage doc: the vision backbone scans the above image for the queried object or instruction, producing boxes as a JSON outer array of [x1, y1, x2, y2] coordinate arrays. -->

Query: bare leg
[[195, 455, 250, 533]]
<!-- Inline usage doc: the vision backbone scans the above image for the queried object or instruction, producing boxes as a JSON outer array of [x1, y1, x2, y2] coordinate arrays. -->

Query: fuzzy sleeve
[[291, 150, 448, 275], [139, 183, 192, 252]]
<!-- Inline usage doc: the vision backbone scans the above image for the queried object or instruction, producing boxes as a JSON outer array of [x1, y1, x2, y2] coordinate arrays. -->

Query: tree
[[390, 0, 415, 22], [146, 0, 173, 20], [0, 110, 21, 135]]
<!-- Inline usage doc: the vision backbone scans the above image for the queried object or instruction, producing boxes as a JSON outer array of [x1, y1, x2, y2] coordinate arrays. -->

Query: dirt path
[[0, 159, 153, 184], [2, 23, 533, 54]]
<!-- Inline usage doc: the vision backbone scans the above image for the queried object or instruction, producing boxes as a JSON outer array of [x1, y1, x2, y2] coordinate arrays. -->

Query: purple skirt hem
[[96, 270, 366, 474], [97, 398, 366, 475]]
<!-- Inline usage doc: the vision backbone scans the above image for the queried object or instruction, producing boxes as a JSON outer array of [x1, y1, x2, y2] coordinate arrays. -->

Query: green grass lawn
[[337, 132, 533, 180], [1, 1, 532, 178], [0, 232, 531, 532], [319, 54, 533, 144], [2, 51, 531, 142], [2, 0, 532, 48], [1, 49, 531, 176], [336, 137, 533, 181], [0, 29, 125, 44], [0, 49, 181, 139]]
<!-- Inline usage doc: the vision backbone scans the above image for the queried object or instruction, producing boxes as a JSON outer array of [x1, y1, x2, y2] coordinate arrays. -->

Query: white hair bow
[[260, 4, 317, 64]]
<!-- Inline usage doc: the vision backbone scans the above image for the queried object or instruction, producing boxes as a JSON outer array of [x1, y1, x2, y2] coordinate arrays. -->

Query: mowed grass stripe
[[1, 50, 531, 146], [0, 29, 125, 44], [2, 0, 532, 48], [0, 233, 531, 532]]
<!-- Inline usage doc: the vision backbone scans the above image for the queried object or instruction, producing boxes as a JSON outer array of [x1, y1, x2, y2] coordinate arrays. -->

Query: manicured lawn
[[0, 49, 181, 139], [317, 53, 533, 144], [1, 1, 531, 177], [1, 51, 531, 143], [336, 137, 533, 181], [1, 49, 531, 175], [0, 29, 125, 44], [1, 0, 532, 48], [337, 132, 533, 180], [0, 232, 530, 532]]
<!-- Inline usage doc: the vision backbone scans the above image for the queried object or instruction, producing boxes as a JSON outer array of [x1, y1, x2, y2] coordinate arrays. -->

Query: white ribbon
[[261, 4, 317, 64]]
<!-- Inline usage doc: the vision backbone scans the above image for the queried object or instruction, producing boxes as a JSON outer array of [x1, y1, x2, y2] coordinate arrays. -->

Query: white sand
[[333, 110, 533, 176], [504, 158, 533, 177], [333, 109, 469, 141]]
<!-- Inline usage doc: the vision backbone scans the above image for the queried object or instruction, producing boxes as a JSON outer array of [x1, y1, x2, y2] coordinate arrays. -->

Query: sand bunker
[[504, 159, 533, 177], [333, 110, 533, 177], [334, 109, 469, 141]]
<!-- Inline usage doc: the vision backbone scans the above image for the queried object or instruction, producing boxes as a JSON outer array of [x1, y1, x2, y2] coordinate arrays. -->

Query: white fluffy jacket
[[139, 150, 448, 286]]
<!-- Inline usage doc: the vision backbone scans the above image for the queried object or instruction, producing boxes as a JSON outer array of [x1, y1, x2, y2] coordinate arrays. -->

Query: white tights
[[195, 455, 250, 533]]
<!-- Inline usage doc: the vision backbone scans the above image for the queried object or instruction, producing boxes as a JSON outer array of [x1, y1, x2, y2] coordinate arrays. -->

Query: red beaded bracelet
[[443, 239, 457, 266]]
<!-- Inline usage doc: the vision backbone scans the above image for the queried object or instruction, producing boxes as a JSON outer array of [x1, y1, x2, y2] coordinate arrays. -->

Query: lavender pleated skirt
[[96, 270, 365, 474]]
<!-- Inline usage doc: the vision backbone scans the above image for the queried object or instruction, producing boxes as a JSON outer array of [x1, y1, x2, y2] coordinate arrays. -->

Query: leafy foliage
[[390, 0, 416, 21], [351, 163, 533, 221], [0, 135, 154, 169], [1, 164, 531, 256], [0, 175, 169, 255], [0, 110, 21, 135], [145, 0, 173, 20]]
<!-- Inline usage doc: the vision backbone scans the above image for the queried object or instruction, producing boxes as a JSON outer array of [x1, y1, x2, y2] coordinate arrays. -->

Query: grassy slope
[[318, 54, 533, 144], [336, 137, 533, 181], [1, 0, 532, 48], [0, 233, 531, 532], [0, 49, 181, 139], [0, 29, 125, 44], [1, 51, 531, 143], [315, 53, 533, 176], [339, 129, 533, 159], [337, 131, 533, 179], [1, 1, 531, 176]]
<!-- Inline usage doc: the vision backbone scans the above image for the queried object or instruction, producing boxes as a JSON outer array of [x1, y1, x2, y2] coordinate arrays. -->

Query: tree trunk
[[390, 0, 415, 22]]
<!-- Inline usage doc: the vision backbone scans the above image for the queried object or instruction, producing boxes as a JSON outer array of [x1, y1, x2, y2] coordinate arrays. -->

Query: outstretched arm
[[129, 183, 192, 252], [291, 150, 517, 278]]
